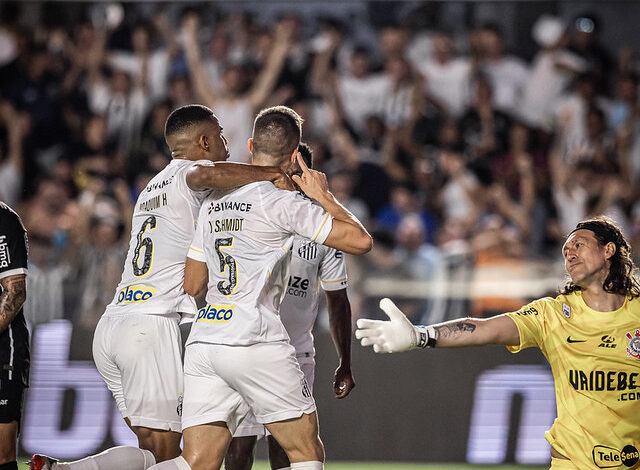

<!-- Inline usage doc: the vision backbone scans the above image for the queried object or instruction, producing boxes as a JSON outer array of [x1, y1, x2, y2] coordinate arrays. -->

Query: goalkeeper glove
[[355, 298, 436, 353]]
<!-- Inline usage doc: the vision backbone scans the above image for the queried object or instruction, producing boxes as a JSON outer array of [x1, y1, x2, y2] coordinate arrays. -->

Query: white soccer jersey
[[105, 159, 209, 316], [187, 182, 334, 346], [279, 235, 347, 355]]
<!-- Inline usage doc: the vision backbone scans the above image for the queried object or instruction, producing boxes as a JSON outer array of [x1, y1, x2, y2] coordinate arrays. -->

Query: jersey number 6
[[215, 237, 237, 296], [132, 216, 157, 277]]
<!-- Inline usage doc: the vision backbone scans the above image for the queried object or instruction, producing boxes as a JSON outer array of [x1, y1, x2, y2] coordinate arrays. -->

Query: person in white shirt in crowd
[[416, 30, 471, 118], [478, 23, 528, 117]]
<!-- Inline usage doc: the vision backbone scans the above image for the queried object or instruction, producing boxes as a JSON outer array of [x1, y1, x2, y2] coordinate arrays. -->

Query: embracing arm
[[326, 289, 355, 398], [0, 274, 26, 334], [356, 298, 520, 353], [292, 155, 372, 255], [185, 162, 294, 192], [183, 258, 208, 298]]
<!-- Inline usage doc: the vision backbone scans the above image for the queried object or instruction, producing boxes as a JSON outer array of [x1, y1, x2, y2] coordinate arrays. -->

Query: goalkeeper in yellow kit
[[356, 216, 640, 470]]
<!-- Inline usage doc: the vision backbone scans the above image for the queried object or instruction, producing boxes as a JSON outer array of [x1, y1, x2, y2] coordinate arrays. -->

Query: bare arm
[[184, 257, 208, 297], [292, 154, 372, 255], [185, 162, 295, 192], [246, 21, 291, 110], [182, 14, 218, 106], [430, 315, 519, 347], [326, 289, 355, 398], [0, 274, 27, 334]]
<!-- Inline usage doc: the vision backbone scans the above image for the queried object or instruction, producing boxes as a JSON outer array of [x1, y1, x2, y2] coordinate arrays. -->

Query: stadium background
[[1, 0, 639, 467]]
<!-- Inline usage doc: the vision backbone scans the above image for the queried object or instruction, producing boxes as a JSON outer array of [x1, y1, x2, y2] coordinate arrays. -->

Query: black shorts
[[0, 378, 25, 424]]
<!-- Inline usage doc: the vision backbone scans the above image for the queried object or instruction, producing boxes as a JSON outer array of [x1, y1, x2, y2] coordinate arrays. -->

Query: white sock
[[290, 463, 323, 470], [56, 447, 156, 470], [145, 457, 191, 470]]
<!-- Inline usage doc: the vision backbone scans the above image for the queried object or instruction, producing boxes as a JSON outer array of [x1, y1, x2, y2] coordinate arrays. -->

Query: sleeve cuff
[[320, 277, 348, 291], [313, 215, 333, 245], [187, 246, 206, 262], [0, 267, 27, 280]]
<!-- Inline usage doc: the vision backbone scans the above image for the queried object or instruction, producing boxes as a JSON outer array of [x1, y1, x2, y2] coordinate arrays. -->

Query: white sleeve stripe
[[320, 278, 347, 283], [312, 213, 330, 242], [0, 268, 27, 280]]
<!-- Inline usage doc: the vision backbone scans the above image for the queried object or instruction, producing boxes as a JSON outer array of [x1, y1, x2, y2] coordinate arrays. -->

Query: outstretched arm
[[326, 289, 355, 398], [185, 162, 295, 192], [356, 298, 519, 353], [182, 13, 218, 107], [292, 154, 372, 255]]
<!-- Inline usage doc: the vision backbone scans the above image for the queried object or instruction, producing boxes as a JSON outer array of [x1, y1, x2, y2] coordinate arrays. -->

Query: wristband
[[416, 325, 437, 348]]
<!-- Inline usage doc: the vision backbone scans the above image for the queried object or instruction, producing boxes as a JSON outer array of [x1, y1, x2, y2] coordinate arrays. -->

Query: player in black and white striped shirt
[[0, 201, 29, 470]]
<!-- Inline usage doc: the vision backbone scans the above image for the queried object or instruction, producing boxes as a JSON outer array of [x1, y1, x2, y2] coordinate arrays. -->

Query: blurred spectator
[[0, 101, 28, 205], [416, 30, 471, 118], [478, 23, 528, 117]]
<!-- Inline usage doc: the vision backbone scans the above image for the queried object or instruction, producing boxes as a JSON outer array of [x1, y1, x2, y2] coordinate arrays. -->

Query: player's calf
[[265, 412, 324, 464]]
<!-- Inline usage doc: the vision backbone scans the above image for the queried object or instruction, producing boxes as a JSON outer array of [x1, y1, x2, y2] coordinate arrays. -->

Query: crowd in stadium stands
[[1, 3, 640, 333]]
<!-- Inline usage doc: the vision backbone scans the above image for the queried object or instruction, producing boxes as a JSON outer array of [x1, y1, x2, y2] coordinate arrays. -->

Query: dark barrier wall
[[20, 321, 551, 464]]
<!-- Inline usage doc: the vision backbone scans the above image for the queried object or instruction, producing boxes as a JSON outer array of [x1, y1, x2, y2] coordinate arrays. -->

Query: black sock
[[0, 462, 18, 470]]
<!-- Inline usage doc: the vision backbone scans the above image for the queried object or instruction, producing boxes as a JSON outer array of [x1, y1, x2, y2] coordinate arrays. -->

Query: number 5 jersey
[[186, 181, 334, 346], [105, 159, 210, 317]]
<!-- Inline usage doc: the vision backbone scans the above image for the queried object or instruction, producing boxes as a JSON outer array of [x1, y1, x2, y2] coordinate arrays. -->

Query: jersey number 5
[[132, 216, 157, 277], [215, 237, 237, 296]]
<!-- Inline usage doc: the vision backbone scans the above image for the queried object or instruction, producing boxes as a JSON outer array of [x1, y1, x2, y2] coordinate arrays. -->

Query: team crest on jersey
[[298, 242, 318, 261], [625, 329, 640, 360], [562, 303, 571, 318]]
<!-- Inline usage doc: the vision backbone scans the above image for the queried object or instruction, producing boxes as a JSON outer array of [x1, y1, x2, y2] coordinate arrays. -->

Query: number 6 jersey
[[105, 159, 210, 317], [186, 181, 334, 346]]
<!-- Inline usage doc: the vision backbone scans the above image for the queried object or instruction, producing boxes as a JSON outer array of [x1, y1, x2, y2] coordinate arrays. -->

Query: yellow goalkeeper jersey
[[506, 291, 640, 470]]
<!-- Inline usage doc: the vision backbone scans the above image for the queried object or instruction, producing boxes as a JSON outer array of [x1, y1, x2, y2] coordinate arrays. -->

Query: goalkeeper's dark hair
[[298, 142, 313, 169], [252, 106, 302, 162], [165, 104, 215, 139], [561, 215, 640, 298]]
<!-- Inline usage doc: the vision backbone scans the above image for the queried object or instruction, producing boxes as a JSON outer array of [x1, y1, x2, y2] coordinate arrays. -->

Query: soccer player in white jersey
[[224, 143, 355, 470], [30, 105, 295, 470], [144, 106, 371, 470]]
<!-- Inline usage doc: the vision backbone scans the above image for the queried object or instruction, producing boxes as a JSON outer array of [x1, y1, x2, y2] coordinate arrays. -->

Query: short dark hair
[[561, 216, 640, 298], [252, 106, 302, 161], [298, 142, 313, 169], [165, 104, 215, 139]]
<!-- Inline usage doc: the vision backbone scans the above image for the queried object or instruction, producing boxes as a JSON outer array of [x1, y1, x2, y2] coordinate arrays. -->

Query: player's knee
[[0, 441, 17, 464]]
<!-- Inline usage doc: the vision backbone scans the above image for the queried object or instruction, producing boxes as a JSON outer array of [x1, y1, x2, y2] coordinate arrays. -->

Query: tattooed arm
[[431, 315, 519, 347], [0, 274, 27, 334]]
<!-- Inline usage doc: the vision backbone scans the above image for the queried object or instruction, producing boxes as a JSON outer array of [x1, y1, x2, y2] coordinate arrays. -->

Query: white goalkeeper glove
[[355, 298, 436, 353]]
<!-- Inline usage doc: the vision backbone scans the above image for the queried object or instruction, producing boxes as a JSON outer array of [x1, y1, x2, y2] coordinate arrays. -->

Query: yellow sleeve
[[505, 298, 552, 353]]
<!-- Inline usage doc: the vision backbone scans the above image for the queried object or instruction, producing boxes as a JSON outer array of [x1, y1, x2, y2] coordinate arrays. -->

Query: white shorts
[[234, 356, 316, 438], [93, 313, 183, 432], [182, 341, 316, 433]]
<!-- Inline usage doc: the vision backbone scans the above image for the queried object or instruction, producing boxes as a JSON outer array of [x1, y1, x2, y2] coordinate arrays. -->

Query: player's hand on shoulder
[[291, 153, 329, 201], [355, 298, 420, 353]]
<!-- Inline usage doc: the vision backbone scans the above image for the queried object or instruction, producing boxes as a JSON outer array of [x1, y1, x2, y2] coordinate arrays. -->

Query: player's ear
[[199, 134, 209, 151], [290, 148, 298, 164], [248, 138, 254, 154], [604, 241, 616, 260]]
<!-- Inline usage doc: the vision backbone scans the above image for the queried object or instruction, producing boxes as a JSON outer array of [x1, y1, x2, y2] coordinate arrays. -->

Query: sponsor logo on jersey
[[625, 329, 640, 360], [562, 303, 571, 318], [599, 335, 617, 349], [0, 399, 7, 406], [516, 306, 538, 316], [146, 176, 174, 192], [592, 444, 639, 468], [196, 304, 235, 323], [0, 235, 10, 268], [567, 336, 586, 343], [298, 242, 318, 261], [568, 369, 639, 396], [116, 285, 156, 304], [287, 276, 310, 298], [208, 201, 252, 214]]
